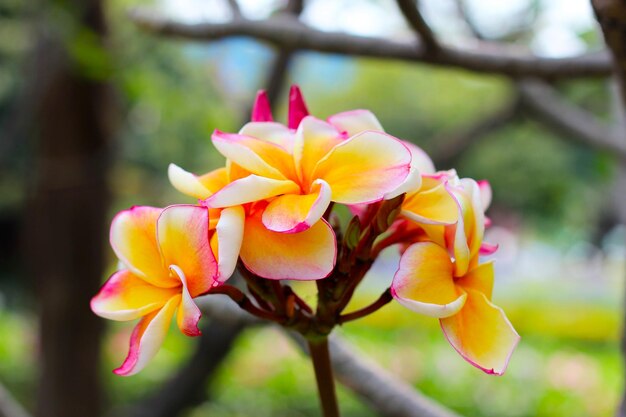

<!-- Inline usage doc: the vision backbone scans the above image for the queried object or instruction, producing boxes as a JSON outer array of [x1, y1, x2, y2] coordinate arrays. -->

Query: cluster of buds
[[91, 86, 518, 377]]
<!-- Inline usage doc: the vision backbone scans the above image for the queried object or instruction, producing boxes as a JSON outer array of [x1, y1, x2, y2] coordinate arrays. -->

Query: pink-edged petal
[[239, 122, 295, 153], [168, 164, 228, 200], [113, 294, 180, 376], [288, 85, 309, 129], [215, 205, 245, 282], [251, 90, 273, 122], [480, 242, 499, 256], [110, 206, 177, 288], [384, 167, 422, 199], [455, 261, 494, 300], [262, 179, 331, 233], [240, 212, 336, 280], [391, 242, 466, 318], [212, 130, 295, 180], [293, 116, 344, 186], [91, 269, 180, 321], [203, 175, 300, 208], [312, 131, 412, 205], [170, 265, 202, 337], [327, 109, 384, 136], [402, 180, 458, 225], [440, 289, 520, 375], [404, 141, 436, 174], [157, 205, 217, 297], [477, 180, 492, 211]]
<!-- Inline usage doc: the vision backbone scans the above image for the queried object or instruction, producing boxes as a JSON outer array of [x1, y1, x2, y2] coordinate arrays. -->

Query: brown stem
[[308, 338, 341, 417], [209, 285, 283, 323], [338, 289, 393, 324]]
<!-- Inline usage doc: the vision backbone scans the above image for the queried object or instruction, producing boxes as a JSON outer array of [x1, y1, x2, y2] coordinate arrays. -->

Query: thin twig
[[339, 289, 393, 324], [396, 0, 438, 51], [128, 8, 613, 79], [209, 284, 284, 322]]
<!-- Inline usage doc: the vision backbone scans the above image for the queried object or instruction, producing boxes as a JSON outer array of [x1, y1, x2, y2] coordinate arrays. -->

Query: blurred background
[[0, 0, 624, 416]]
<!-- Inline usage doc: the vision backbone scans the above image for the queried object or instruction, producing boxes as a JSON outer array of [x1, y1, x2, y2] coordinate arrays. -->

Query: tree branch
[[128, 8, 612, 79], [396, 0, 438, 51], [198, 296, 463, 417], [518, 80, 626, 159]]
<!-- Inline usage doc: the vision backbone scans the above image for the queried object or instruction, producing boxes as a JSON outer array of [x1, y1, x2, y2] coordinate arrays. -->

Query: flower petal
[[203, 175, 300, 208], [440, 289, 520, 375], [404, 141, 436, 175], [327, 109, 383, 136], [212, 130, 295, 180], [384, 166, 422, 199], [110, 206, 177, 288], [293, 117, 344, 186], [391, 242, 466, 318], [288, 85, 309, 129], [215, 205, 245, 282], [240, 211, 336, 280], [477, 180, 492, 211], [91, 270, 179, 321], [113, 295, 180, 376], [170, 265, 202, 337], [402, 181, 458, 225], [239, 122, 295, 153], [251, 90, 273, 122], [262, 179, 331, 233], [455, 261, 494, 300], [157, 205, 217, 297], [313, 131, 411, 205], [168, 164, 228, 200]]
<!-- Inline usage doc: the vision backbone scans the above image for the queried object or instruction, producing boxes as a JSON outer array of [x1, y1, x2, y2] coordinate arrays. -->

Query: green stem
[[308, 338, 340, 417]]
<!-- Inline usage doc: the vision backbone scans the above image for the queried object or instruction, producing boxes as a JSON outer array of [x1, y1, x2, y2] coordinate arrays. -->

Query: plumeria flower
[[391, 242, 519, 375], [168, 86, 415, 280], [206, 86, 414, 229], [167, 164, 336, 281], [91, 204, 243, 375]]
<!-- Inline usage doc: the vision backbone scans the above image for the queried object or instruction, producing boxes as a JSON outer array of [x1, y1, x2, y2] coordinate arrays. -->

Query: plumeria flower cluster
[[91, 86, 519, 378]]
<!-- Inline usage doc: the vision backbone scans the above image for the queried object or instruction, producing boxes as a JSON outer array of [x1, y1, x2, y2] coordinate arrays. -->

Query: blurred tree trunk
[[590, 2, 626, 416], [23, 0, 115, 416]]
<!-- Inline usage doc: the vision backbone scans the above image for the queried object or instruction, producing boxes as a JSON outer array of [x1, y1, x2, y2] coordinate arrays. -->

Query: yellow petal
[[293, 116, 344, 186], [203, 175, 300, 208], [212, 130, 296, 180], [114, 295, 181, 376], [110, 206, 177, 288], [239, 121, 295, 153], [170, 265, 202, 337], [456, 261, 494, 300], [91, 269, 179, 321], [313, 131, 411, 204], [240, 210, 336, 280], [391, 242, 466, 318], [440, 289, 520, 375], [262, 179, 331, 233], [157, 205, 217, 297], [402, 181, 458, 225], [168, 164, 228, 200]]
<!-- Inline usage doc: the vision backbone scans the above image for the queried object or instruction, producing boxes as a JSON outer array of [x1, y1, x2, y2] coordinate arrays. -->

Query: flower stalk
[[308, 337, 341, 417]]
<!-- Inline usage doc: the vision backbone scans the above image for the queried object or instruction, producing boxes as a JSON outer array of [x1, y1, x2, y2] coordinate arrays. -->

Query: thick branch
[[396, 0, 438, 51], [198, 296, 463, 417], [128, 9, 612, 79], [518, 80, 626, 159], [592, 0, 626, 105]]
